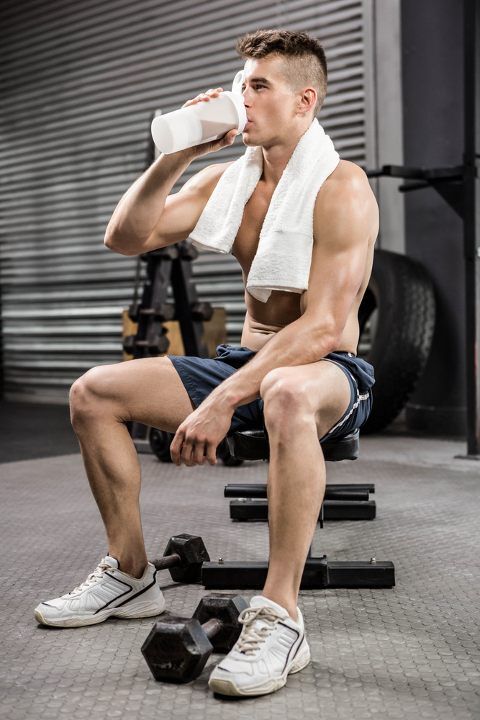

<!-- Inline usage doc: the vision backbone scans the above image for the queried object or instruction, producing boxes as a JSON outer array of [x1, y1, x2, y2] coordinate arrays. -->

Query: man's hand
[[170, 396, 235, 467], [177, 88, 238, 161]]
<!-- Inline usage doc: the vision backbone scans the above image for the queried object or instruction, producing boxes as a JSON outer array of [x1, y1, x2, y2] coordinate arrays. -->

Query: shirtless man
[[34, 30, 378, 697]]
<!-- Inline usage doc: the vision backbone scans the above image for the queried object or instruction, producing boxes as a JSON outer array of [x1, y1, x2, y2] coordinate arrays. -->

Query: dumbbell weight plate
[[192, 594, 248, 652], [141, 594, 247, 683]]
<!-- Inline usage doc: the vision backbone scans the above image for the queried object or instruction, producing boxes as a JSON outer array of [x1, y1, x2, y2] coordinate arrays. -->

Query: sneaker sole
[[34, 597, 166, 628], [209, 642, 311, 697]]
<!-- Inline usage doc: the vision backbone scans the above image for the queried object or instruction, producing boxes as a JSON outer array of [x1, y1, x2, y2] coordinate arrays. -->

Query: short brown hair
[[235, 29, 328, 116]]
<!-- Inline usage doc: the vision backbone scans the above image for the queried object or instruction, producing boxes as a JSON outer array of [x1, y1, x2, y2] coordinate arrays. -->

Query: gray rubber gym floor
[[1, 406, 479, 719]]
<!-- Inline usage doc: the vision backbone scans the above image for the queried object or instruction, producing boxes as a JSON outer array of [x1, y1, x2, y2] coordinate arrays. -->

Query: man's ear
[[299, 87, 317, 115]]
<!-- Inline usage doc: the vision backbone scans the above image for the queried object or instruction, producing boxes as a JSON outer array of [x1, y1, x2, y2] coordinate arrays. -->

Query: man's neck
[[259, 120, 313, 186]]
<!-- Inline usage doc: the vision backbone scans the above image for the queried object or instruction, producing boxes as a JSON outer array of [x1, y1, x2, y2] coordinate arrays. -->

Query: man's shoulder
[[323, 159, 369, 193], [315, 159, 376, 214], [313, 159, 378, 242]]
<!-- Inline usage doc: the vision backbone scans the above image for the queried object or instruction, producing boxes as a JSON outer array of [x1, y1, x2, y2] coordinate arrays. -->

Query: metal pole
[[460, 0, 480, 458]]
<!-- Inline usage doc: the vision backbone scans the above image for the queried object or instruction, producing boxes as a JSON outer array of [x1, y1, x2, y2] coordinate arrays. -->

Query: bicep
[[141, 162, 233, 252]]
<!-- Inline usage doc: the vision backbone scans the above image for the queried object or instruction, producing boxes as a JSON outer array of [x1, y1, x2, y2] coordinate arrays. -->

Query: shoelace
[[67, 559, 113, 597], [234, 606, 285, 655]]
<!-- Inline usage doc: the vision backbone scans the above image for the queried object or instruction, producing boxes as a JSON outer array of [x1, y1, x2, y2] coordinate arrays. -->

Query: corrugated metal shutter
[[0, 0, 370, 403]]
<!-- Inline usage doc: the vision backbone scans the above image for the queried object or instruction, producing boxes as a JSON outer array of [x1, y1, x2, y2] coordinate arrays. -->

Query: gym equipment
[[125, 243, 213, 360], [151, 533, 209, 583], [224, 482, 375, 499], [355, 249, 435, 434], [222, 433, 375, 523], [201, 429, 395, 590], [224, 482, 376, 522], [141, 594, 248, 683], [149, 428, 175, 462], [361, 0, 480, 457], [228, 497, 375, 522]]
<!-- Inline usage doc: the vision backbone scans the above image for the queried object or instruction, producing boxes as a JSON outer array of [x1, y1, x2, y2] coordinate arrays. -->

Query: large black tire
[[149, 428, 174, 462], [359, 249, 436, 433]]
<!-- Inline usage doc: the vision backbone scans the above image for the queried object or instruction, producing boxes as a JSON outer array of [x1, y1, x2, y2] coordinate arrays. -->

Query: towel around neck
[[189, 118, 340, 302]]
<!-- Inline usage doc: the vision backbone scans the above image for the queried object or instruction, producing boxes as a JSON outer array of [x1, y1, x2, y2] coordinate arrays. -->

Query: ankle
[[120, 562, 148, 579], [125, 565, 148, 579], [109, 552, 148, 579], [261, 590, 298, 622]]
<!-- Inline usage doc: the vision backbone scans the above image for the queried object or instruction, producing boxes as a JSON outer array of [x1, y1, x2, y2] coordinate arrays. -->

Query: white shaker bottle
[[151, 73, 247, 155]]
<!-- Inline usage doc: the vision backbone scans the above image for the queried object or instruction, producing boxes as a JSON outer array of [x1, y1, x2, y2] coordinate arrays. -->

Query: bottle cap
[[231, 69, 245, 95]]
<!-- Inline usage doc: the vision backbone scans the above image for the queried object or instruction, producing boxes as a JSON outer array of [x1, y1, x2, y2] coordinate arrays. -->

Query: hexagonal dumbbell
[[141, 594, 248, 683], [151, 534, 209, 583]]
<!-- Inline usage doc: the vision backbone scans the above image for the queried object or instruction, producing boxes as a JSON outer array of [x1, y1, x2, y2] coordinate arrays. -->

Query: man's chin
[[241, 131, 261, 147]]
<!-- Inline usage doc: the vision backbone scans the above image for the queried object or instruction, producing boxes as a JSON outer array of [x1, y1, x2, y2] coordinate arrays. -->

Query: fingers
[[182, 87, 224, 108], [170, 425, 219, 467], [207, 444, 217, 466], [172, 438, 217, 467], [193, 441, 207, 466], [170, 432, 182, 465], [223, 129, 237, 144], [174, 438, 194, 467]]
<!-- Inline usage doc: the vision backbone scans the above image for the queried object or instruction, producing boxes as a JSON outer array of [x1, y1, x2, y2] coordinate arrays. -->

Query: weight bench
[[201, 428, 395, 590], [224, 429, 376, 522]]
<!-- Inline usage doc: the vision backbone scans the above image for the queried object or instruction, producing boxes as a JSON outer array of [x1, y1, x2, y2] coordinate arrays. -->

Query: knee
[[260, 371, 312, 428], [69, 366, 113, 429]]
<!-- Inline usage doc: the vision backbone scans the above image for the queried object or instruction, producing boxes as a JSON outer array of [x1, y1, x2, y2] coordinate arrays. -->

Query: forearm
[[104, 151, 193, 253], [209, 318, 337, 410]]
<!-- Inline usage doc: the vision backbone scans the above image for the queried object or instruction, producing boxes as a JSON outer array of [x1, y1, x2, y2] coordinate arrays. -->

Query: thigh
[[73, 356, 195, 433]]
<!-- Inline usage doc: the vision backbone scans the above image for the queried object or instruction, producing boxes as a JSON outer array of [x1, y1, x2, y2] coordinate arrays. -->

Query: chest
[[231, 183, 306, 321], [231, 183, 274, 275]]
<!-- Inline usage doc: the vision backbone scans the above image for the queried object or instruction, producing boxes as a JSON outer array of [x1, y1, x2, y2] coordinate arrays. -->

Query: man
[[34, 29, 378, 697]]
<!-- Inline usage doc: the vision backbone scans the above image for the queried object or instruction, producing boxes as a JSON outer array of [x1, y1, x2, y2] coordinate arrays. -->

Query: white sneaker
[[208, 595, 311, 696], [34, 556, 166, 628]]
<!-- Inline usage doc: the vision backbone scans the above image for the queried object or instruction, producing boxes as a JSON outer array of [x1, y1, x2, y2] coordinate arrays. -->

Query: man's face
[[240, 55, 303, 147]]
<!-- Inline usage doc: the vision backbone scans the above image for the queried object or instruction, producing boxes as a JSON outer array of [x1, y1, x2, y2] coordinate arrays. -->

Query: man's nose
[[242, 87, 253, 103]]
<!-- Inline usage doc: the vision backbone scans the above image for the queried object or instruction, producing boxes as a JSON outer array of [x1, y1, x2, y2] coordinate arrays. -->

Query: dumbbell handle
[[152, 553, 181, 571], [201, 618, 224, 640]]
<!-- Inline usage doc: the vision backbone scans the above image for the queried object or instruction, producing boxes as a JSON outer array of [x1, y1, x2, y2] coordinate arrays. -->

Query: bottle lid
[[231, 69, 245, 95]]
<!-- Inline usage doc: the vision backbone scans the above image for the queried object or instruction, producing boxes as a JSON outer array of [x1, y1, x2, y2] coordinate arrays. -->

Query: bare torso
[[229, 159, 377, 355]]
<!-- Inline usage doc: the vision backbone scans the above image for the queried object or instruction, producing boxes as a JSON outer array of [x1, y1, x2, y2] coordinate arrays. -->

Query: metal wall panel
[[0, 0, 371, 402]]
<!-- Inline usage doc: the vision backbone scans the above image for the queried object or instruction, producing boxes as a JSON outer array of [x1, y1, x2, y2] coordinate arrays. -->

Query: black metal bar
[[229, 499, 376, 522], [201, 559, 395, 590], [224, 483, 375, 499]]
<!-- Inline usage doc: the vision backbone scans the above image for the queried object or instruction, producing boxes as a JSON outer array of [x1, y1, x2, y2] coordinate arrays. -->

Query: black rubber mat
[[1, 433, 479, 719]]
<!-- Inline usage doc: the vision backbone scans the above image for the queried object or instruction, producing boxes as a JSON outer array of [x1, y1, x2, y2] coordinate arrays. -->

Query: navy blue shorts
[[168, 343, 375, 443]]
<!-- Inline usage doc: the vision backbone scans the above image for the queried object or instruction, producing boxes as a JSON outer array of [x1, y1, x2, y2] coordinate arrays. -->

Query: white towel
[[188, 118, 340, 303]]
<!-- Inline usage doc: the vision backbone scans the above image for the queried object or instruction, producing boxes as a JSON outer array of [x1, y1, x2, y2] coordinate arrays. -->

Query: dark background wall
[[0, 0, 370, 404], [401, 0, 466, 435]]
